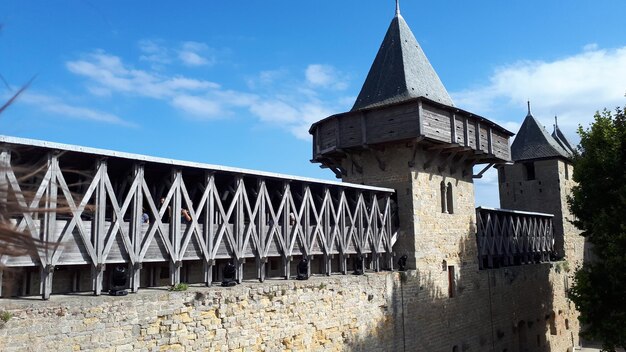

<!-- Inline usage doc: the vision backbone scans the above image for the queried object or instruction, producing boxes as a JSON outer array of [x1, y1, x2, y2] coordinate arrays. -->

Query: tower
[[309, 6, 513, 272], [498, 105, 583, 262]]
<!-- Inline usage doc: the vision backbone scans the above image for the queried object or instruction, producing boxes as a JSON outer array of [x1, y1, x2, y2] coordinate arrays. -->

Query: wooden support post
[[92, 264, 104, 296], [204, 172, 215, 286], [339, 189, 347, 275], [234, 176, 244, 284], [303, 184, 311, 262], [282, 182, 291, 279], [257, 179, 267, 283], [40, 264, 54, 300], [385, 194, 398, 271], [357, 191, 365, 269], [236, 259, 243, 284], [41, 153, 59, 300], [92, 159, 107, 295], [170, 170, 182, 286], [323, 188, 331, 276], [203, 261, 213, 286], [130, 164, 144, 293], [170, 261, 181, 285], [0, 269, 3, 297]]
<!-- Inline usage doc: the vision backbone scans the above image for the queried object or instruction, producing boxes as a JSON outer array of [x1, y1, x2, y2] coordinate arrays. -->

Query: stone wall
[[0, 265, 578, 352], [499, 159, 585, 264]]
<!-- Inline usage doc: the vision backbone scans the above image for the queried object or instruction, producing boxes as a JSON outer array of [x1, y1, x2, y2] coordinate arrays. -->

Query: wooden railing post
[[203, 172, 215, 286], [339, 189, 347, 275], [170, 169, 182, 286], [282, 182, 291, 279], [323, 187, 331, 276], [130, 163, 144, 293], [234, 176, 244, 283], [92, 158, 107, 296], [257, 178, 267, 282], [303, 184, 311, 278], [39, 153, 59, 299]]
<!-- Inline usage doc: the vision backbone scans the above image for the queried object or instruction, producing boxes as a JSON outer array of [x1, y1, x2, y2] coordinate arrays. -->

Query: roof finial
[[527, 100, 532, 116], [395, 0, 401, 16], [553, 115, 558, 133]]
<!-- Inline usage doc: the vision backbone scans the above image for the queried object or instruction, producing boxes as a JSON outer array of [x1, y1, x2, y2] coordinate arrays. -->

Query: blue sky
[[2, 1, 626, 207]]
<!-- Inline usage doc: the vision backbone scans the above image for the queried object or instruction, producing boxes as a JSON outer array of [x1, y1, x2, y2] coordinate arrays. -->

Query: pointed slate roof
[[551, 116, 575, 155], [351, 10, 453, 111], [511, 105, 572, 162]]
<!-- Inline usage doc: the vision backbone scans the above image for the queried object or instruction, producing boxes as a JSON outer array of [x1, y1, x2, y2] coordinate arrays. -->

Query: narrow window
[[446, 183, 454, 214], [564, 163, 569, 180], [448, 265, 456, 298], [440, 181, 447, 213], [523, 162, 535, 181]]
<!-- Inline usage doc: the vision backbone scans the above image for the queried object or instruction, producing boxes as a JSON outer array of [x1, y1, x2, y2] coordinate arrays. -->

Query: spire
[[527, 100, 532, 117], [352, 10, 453, 110], [511, 109, 572, 161]]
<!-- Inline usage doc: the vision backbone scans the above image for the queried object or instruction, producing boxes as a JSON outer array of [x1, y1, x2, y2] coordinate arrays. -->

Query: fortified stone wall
[[499, 159, 585, 265], [337, 142, 581, 351], [0, 266, 577, 352], [340, 143, 476, 273]]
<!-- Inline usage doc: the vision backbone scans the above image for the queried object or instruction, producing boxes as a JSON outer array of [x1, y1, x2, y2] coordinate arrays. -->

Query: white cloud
[[305, 64, 348, 90], [67, 51, 220, 99], [246, 69, 288, 89], [583, 43, 598, 52], [178, 41, 214, 67], [171, 95, 222, 117], [250, 100, 300, 124], [452, 45, 626, 141], [138, 39, 171, 66], [19, 92, 134, 127], [65, 49, 350, 139]]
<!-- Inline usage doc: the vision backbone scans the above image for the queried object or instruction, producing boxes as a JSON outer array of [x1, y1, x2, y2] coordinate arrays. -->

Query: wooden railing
[[0, 137, 397, 299], [475, 207, 554, 269]]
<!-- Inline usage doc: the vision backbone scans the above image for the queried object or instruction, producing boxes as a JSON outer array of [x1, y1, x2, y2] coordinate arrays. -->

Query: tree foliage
[[568, 106, 626, 351]]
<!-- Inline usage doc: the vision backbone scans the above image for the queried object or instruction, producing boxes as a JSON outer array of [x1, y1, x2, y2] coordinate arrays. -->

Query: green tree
[[568, 106, 626, 351]]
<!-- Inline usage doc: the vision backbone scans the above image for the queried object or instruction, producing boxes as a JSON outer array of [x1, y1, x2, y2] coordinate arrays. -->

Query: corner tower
[[498, 105, 582, 261], [309, 6, 513, 271]]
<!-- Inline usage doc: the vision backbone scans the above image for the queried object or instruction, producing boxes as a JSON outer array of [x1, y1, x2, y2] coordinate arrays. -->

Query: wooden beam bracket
[[473, 163, 495, 179]]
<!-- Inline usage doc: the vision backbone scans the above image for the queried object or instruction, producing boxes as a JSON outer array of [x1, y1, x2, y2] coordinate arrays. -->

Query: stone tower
[[309, 6, 513, 273], [498, 105, 584, 262]]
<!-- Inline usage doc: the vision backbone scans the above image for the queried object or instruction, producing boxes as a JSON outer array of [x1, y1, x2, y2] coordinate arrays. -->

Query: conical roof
[[351, 11, 453, 111], [511, 107, 572, 162], [551, 116, 575, 155]]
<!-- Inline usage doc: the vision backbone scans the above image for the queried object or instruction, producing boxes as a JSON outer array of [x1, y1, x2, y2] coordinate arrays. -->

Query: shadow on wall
[[346, 232, 574, 352]]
